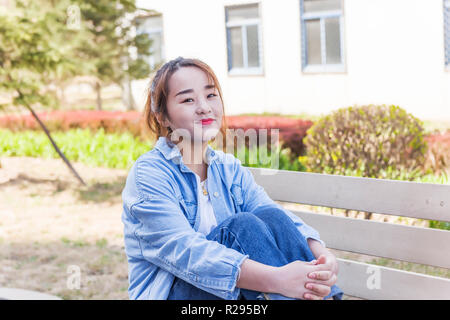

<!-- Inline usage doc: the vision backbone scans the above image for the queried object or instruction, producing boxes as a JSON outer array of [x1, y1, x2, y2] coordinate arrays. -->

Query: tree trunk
[[121, 76, 136, 111], [95, 81, 102, 110], [127, 77, 136, 110], [19, 94, 86, 186]]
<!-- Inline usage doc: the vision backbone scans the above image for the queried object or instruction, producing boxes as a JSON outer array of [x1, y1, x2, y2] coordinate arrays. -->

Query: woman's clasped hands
[[273, 253, 339, 300]]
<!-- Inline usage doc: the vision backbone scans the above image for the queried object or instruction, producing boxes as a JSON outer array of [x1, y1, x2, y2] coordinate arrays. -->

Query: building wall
[[133, 0, 450, 120]]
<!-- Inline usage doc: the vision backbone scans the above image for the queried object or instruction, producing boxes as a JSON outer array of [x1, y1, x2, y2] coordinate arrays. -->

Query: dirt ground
[[0, 156, 129, 300], [0, 156, 447, 300]]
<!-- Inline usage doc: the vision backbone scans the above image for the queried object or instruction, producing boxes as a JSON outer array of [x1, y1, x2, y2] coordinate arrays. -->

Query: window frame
[[135, 14, 165, 71], [225, 3, 264, 76], [300, 0, 346, 73]]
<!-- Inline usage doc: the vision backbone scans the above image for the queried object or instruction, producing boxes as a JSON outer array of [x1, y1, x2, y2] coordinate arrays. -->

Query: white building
[[132, 0, 450, 121]]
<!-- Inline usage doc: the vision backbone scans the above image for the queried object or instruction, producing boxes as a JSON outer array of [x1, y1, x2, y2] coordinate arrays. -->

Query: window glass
[[246, 25, 260, 67], [306, 19, 322, 65], [325, 17, 341, 64], [226, 4, 259, 22], [230, 27, 244, 68], [304, 0, 341, 13]]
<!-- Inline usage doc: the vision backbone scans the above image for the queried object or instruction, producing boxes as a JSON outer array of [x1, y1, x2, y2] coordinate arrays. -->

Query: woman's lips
[[201, 119, 214, 125]]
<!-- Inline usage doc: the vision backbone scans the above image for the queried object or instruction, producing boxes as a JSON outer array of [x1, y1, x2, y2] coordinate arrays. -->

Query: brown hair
[[144, 56, 228, 147]]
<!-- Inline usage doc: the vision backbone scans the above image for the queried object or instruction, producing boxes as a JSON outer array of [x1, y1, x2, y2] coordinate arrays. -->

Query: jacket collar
[[154, 136, 218, 165]]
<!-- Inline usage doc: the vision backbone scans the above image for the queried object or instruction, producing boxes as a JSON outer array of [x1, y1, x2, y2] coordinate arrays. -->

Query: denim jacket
[[121, 136, 325, 300]]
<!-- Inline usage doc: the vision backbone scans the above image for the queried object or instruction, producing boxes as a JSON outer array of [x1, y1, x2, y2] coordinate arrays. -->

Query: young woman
[[121, 57, 343, 300]]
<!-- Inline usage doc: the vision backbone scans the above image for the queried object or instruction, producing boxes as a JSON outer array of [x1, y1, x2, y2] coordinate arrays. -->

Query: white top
[[195, 174, 218, 236]]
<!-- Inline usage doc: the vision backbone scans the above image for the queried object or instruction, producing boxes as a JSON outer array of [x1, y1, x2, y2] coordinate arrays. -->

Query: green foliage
[[0, 128, 151, 170], [0, 1, 76, 109], [72, 0, 152, 83], [429, 220, 450, 231], [233, 144, 307, 172], [0, 0, 153, 111], [304, 105, 428, 180]]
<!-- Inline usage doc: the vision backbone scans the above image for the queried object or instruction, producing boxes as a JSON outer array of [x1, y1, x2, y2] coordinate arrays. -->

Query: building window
[[136, 14, 165, 71], [300, 0, 345, 72], [445, 0, 450, 68], [225, 3, 263, 75]]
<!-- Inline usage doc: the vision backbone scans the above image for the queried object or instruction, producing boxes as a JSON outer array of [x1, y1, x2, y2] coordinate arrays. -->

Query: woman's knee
[[208, 212, 289, 267], [209, 212, 274, 245], [251, 205, 310, 247], [222, 212, 267, 232], [252, 205, 293, 226]]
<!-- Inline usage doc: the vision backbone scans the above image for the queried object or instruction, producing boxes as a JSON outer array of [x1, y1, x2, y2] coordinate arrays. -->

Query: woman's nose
[[196, 98, 212, 113]]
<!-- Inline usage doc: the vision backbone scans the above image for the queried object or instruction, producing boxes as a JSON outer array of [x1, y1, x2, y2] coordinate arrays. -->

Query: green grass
[[414, 171, 449, 184], [234, 144, 307, 172], [0, 128, 152, 170], [369, 257, 450, 279], [60, 237, 89, 248]]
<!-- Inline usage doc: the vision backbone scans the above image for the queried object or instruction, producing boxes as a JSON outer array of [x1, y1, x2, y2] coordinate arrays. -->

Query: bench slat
[[249, 168, 450, 222], [290, 210, 450, 269], [336, 258, 450, 300]]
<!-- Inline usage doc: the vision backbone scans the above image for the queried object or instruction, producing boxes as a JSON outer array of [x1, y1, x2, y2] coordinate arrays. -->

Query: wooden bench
[[249, 167, 450, 300]]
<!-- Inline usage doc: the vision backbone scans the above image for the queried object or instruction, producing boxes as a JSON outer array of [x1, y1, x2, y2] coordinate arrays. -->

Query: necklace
[[201, 181, 208, 196]]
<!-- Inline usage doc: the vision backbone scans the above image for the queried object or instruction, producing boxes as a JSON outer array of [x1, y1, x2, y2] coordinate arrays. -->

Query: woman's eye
[[208, 93, 217, 98], [182, 98, 193, 103]]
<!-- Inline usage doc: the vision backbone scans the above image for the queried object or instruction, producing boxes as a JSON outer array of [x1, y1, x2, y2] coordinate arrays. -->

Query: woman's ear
[[156, 113, 171, 129]]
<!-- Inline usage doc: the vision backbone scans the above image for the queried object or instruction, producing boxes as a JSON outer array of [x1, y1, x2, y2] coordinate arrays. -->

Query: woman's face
[[162, 66, 223, 144]]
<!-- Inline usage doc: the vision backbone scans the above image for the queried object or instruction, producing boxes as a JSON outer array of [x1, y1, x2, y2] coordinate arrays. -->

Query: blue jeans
[[167, 205, 344, 300]]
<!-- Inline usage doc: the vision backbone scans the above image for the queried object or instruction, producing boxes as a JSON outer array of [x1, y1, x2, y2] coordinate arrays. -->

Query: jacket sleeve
[[126, 162, 248, 300], [236, 159, 326, 248]]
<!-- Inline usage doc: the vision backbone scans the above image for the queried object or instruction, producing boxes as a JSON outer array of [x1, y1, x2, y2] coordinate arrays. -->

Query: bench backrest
[[249, 167, 450, 300]]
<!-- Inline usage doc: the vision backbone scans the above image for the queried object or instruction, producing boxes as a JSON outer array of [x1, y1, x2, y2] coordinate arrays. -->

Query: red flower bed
[[0, 111, 314, 156], [225, 115, 314, 157], [0, 112, 313, 147], [423, 130, 450, 175], [0, 110, 146, 137]]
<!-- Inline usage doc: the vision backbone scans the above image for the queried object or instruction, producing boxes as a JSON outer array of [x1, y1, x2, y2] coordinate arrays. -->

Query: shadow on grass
[[0, 173, 71, 193], [0, 171, 126, 203], [76, 176, 126, 203]]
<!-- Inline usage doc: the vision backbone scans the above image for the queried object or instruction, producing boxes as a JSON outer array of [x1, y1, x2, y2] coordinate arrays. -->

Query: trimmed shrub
[[304, 105, 428, 180]]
